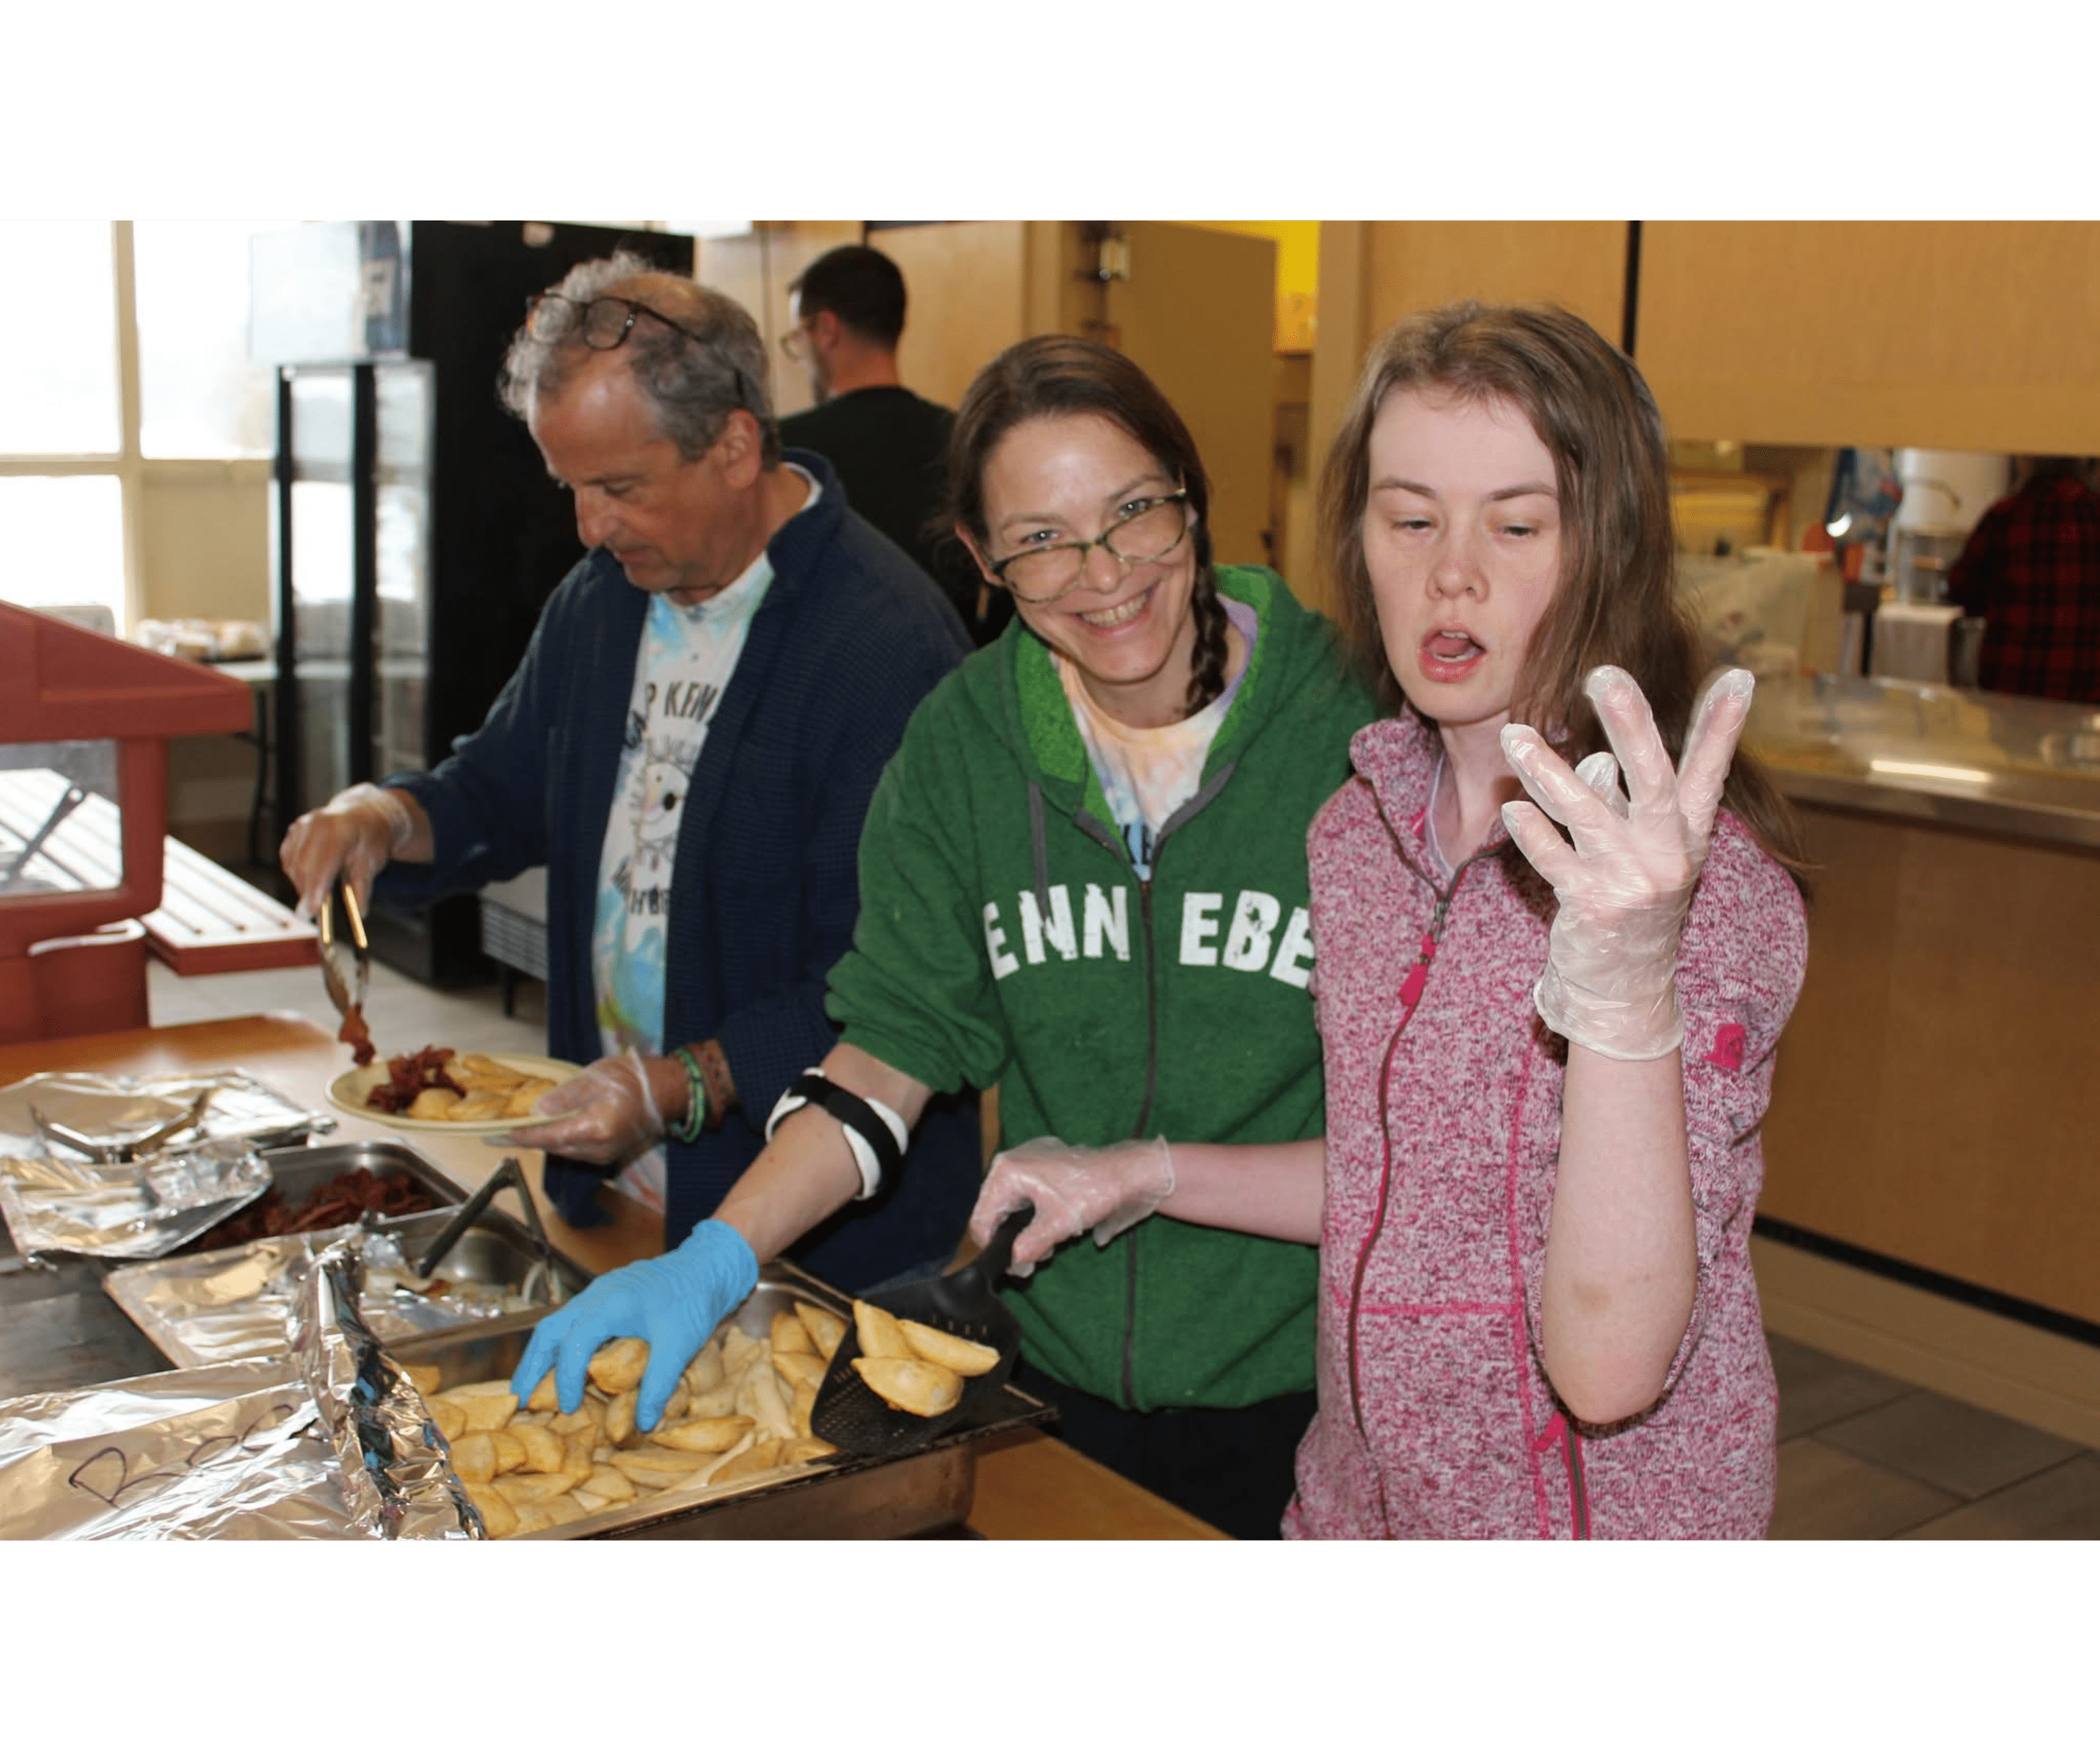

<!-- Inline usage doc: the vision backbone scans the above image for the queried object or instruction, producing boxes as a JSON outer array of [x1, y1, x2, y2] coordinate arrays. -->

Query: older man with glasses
[[279, 252, 983, 1293]]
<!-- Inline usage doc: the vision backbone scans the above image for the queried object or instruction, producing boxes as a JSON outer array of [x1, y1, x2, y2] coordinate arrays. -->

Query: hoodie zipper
[[1344, 792, 1503, 1447], [1535, 1411, 1592, 1538], [1123, 875, 1159, 1408], [1071, 763, 1234, 1411]]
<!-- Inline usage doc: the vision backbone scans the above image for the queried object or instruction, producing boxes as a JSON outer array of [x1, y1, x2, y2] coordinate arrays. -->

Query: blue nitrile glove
[[508, 1220, 759, 1432]]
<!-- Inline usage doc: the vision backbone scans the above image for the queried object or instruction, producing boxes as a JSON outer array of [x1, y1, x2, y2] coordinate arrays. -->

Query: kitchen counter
[[1745, 672, 2100, 850], [1748, 677, 2100, 1331], [0, 1015, 1224, 1540]]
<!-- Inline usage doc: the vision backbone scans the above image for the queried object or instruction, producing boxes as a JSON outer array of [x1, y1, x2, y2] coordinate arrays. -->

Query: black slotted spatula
[[810, 1203, 1034, 1459]]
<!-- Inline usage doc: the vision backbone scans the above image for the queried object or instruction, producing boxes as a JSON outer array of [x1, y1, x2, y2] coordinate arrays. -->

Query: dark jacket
[[380, 450, 981, 1290]]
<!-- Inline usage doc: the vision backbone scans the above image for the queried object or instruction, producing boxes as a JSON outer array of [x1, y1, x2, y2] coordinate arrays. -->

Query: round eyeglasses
[[987, 492, 1194, 604]]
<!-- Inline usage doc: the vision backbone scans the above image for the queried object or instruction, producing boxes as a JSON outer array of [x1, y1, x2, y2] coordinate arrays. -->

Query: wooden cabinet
[[882, 221, 1035, 406], [1759, 800, 2100, 1328], [1299, 222, 1630, 607], [1637, 222, 2100, 452], [1359, 221, 1630, 344]]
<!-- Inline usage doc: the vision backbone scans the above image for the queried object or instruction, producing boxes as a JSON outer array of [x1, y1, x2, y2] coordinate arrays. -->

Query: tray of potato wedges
[[389, 1263, 1052, 1540]]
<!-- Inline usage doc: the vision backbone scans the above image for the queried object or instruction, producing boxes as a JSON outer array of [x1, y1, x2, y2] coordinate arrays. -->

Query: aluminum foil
[[102, 1223, 546, 1368], [288, 1234, 482, 1540], [0, 1361, 338, 1540], [0, 1138, 273, 1261], [0, 1240, 480, 1540], [0, 1069, 333, 1163]]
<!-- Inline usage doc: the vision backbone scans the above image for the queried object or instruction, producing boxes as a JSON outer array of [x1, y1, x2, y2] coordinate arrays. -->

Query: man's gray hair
[[498, 251, 779, 466]]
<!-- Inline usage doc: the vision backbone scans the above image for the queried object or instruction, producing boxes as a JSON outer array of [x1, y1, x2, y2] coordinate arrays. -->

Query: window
[[0, 220, 289, 630]]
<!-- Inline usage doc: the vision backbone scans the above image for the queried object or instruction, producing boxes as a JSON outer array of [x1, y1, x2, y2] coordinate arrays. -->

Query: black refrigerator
[[251, 219, 693, 985]]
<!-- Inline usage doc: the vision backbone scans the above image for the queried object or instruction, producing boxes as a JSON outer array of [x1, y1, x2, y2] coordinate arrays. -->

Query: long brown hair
[[945, 336, 1231, 717], [1319, 301, 1808, 883]]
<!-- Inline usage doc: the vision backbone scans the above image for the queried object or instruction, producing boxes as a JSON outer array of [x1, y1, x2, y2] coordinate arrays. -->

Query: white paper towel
[[1872, 602, 1962, 684]]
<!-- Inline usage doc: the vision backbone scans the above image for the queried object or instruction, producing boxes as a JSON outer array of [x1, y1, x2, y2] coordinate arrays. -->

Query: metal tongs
[[317, 883, 372, 1029], [412, 1157, 560, 1303], [29, 1084, 216, 1163]]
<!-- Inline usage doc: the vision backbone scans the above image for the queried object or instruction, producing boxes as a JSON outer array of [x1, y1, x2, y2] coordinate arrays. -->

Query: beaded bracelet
[[668, 1045, 710, 1144]]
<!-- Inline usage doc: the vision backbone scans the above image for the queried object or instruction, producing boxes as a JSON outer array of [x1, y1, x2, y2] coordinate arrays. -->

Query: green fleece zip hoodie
[[828, 567, 1379, 1411]]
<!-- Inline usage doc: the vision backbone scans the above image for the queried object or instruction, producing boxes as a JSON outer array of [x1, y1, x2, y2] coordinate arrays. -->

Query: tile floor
[[147, 955, 2100, 1541]]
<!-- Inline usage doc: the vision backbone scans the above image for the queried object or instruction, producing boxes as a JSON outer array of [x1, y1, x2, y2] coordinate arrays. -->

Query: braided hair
[[945, 335, 1225, 719]]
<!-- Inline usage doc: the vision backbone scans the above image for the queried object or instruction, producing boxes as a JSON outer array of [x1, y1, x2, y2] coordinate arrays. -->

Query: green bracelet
[[668, 1044, 708, 1144]]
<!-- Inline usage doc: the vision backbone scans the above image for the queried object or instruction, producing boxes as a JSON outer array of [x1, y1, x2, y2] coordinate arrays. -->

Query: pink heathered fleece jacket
[[1284, 713, 1808, 1540]]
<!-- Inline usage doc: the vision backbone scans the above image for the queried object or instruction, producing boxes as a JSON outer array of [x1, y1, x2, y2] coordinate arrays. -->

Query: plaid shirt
[[1949, 471, 2100, 701]]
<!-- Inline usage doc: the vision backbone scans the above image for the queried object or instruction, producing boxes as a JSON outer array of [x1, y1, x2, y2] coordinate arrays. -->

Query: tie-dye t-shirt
[[1054, 595, 1256, 880], [590, 472, 816, 1210]]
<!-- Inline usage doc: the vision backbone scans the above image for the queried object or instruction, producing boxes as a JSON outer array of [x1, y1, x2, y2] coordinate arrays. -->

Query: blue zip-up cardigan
[[377, 450, 981, 1291]]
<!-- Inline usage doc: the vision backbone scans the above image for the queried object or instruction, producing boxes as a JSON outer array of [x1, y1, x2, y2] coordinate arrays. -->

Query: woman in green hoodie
[[512, 337, 1377, 1536]]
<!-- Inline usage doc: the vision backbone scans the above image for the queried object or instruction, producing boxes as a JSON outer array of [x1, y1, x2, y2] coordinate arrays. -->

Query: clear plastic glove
[[969, 1136, 1176, 1275], [1498, 664, 1754, 1061], [279, 782, 416, 919], [508, 1220, 758, 1430], [493, 1048, 668, 1167]]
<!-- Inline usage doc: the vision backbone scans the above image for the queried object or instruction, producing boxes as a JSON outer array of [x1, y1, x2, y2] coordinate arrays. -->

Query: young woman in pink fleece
[[970, 303, 1811, 1538]]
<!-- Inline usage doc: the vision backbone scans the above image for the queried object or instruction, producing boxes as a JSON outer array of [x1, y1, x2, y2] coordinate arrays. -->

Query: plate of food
[[327, 1048, 587, 1135]]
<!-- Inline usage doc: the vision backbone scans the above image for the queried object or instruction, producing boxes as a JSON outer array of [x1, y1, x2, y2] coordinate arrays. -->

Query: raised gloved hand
[[969, 1136, 1176, 1276], [494, 1049, 670, 1166], [279, 782, 417, 918], [1498, 664, 1754, 1061], [508, 1219, 759, 1431]]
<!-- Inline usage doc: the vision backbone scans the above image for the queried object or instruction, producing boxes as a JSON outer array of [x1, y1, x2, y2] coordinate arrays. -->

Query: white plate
[[326, 1054, 587, 1136]]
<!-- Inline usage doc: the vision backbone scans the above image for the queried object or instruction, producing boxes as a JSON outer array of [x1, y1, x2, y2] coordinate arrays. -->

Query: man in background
[[778, 243, 1009, 645], [1950, 455, 2100, 702]]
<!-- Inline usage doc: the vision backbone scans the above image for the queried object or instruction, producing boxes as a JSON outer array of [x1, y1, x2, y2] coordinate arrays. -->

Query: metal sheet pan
[[389, 1263, 1051, 1541]]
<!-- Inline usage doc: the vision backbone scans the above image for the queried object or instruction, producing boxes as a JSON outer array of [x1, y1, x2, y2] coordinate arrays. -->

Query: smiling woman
[[961, 414, 1219, 730]]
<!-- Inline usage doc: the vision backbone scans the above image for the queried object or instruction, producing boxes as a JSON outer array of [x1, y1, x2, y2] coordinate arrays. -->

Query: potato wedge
[[522, 1372, 560, 1413], [467, 1481, 517, 1538], [772, 1350, 827, 1393], [853, 1299, 913, 1361], [580, 1463, 637, 1504], [445, 1383, 520, 1432], [711, 1435, 785, 1484], [897, 1319, 1001, 1378], [683, 1338, 725, 1395], [425, 1397, 467, 1440], [794, 1301, 847, 1360], [403, 1363, 444, 1398], [783, 1436, 837, 1464], [605, 1388, 638, 1448], [588, 1337, 649, 1394], [488, 1428, 528, 1476], [450, 1431, 497, 1481], [503, 1468, 584, 1504], [502, 1079, 557, 1118], [854, 1355, 961, 1418], [518, 1423, 566, 1475], [616, 1447, 720, 1489], [653, 1414, 755, 1454], [550, 1400, 604, 1436], [770, 1312, 814, 1358]]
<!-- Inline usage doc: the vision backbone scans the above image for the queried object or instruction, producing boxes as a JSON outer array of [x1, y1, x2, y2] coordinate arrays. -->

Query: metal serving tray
[[389, 1263, 1052, 1541], [252, 1140, 472, 1215], [102, 1204, 591, 1370]]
